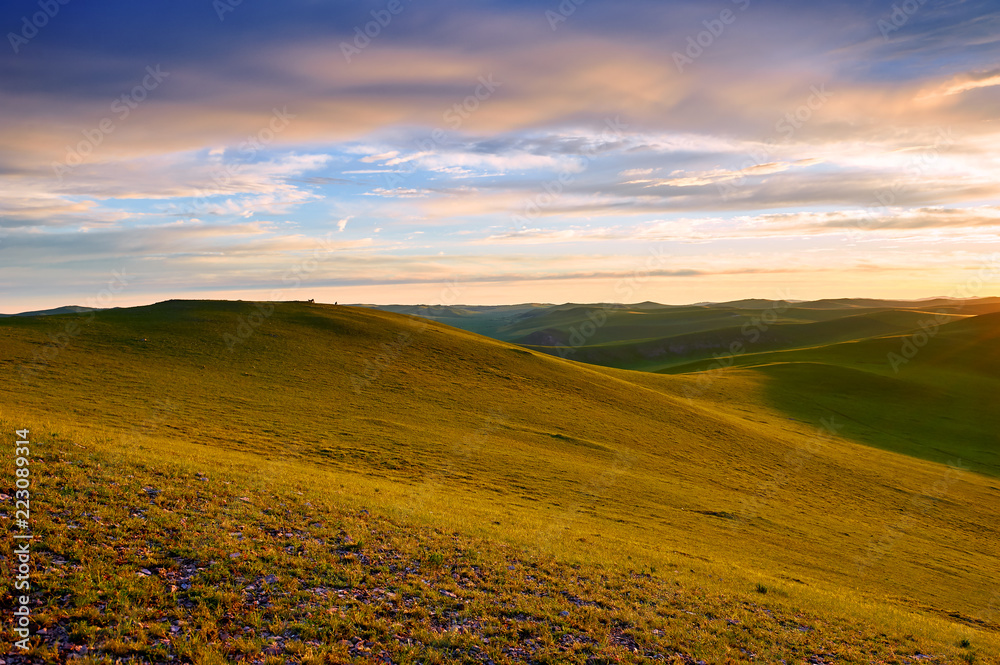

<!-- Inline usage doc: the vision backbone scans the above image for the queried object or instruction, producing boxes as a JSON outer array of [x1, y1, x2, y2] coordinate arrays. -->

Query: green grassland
[[658, 311, 1000, 477], [519, 309, 973, 372], [361, 305, 552, 338], [404, 299, 1000, 372], [1, 300, 999, 663]]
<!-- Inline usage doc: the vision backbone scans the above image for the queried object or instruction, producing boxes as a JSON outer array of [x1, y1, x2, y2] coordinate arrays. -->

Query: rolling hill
[[0, 306, 103, 318], [658, 309, 1000, 478], [370, 298, 1000, 372], [1, 300, 998, 662], [520, 309, 974, 371]]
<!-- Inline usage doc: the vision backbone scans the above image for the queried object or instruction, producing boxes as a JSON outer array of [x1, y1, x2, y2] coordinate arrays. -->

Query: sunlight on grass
[[1, 301, 998, 662]]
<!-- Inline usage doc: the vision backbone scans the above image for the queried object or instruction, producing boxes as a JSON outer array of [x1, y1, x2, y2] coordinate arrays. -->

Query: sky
[[1, 0, 999, 311]]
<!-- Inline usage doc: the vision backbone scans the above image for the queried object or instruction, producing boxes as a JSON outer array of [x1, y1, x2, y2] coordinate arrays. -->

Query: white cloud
[[364, 188, 432, 198], [361, 151, 400, 163]]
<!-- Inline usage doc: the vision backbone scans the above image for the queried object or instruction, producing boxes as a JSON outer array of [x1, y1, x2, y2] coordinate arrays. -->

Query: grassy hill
[[389, 298, 1000, 373], [0, 306, 103, 318], [358, 304, 553, 338], [658, 310, 1000, 478], [1, 300, 999, 663], [519, 309, 971, 371]]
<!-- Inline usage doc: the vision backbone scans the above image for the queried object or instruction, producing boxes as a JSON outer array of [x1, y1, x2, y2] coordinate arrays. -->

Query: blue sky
[[2, 0, 999, 310]]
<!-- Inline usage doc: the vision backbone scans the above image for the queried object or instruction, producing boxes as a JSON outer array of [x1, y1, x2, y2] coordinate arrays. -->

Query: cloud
[[0, 151, 333, 232], [915, 68, 1000, 100], [363, 188, 432, 199], [0, 221, 375, 268], [625, 161, 811, 188], [620, 168, 655, 178], [478, 206, 1000, 245], [362, 151, 399, 163], [4, 0, 1000, 306], [939, 70, 1000, 97]]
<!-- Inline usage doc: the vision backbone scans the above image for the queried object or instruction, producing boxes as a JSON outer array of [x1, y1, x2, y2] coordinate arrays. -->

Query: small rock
[[559, 611, 570, 617]]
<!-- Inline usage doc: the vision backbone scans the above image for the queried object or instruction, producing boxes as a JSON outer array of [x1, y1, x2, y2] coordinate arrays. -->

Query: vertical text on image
[[12, 428, 35, 650]]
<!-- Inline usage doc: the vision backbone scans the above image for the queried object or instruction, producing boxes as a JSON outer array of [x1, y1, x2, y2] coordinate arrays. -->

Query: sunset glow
[[2, 0, 999, 311]]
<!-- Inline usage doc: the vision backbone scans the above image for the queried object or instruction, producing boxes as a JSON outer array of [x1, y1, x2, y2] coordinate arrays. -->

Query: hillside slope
[[1, 300, 999, 661], [520, 310, 970, 371], [658, 311, 1000, 476], [374, 298, 1000, 353]]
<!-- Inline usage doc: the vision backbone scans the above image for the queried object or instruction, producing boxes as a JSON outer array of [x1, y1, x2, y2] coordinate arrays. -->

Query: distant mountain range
[[363, 296, 1000, 371], [0, 305, 103, 317]]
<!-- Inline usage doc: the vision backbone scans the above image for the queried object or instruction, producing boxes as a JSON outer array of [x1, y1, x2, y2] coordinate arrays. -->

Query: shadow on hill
[[748, 313, 1000, 480]]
